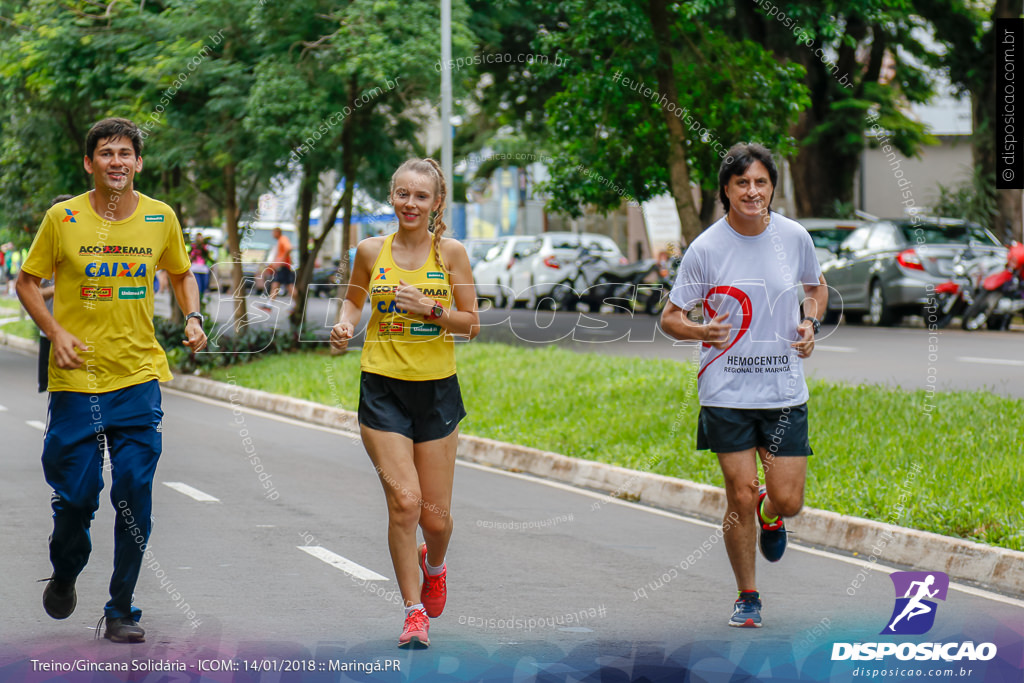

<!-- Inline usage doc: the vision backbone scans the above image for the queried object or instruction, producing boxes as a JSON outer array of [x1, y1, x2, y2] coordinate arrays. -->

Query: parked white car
[[471, 235, 538, 308], [519, 232, 627, 306]]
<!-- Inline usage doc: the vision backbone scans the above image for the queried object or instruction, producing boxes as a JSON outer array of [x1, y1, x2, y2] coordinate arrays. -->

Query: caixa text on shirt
[[84, 262, 148, 277]]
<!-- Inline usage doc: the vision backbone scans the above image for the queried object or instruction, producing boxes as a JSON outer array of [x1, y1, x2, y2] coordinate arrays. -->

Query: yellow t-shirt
[[360, 233, 456, 381], [21, 192, 191, 393]]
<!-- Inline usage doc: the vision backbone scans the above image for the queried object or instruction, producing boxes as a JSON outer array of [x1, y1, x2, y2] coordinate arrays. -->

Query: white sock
[[424, 558, 446, 576], [405, 603, 425, 617]]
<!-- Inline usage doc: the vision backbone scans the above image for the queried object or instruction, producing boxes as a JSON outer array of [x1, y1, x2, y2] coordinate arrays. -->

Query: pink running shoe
[[398, 607, 430, 649], [419, 543, 447, 618]]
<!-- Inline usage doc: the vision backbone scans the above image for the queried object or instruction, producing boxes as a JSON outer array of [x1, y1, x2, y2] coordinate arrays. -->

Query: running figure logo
[[881, 571, 949, 635]]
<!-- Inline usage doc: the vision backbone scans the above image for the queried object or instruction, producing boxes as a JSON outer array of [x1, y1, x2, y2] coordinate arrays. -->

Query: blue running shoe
[[757, 487, 787, 562], [729, 592, 762, 628]]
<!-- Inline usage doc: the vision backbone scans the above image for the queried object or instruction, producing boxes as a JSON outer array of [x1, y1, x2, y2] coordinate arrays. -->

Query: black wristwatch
[[801, 316, 821, 335], [185, 312, 204, 327]]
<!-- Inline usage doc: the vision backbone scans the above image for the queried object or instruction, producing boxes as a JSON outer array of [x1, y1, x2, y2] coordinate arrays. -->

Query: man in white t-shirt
[[660, 143, 828, 628]]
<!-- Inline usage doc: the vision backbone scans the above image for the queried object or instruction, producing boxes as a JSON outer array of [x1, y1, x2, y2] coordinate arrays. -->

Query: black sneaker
[[729, 591, 763, 628], [41, 575, 77, 620], [99, 616, 146, 643], [757, 487, 787, 562]]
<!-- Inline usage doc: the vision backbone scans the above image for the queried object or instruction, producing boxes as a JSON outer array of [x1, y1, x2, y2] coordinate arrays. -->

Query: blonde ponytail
[[423, 158, 448, 274]]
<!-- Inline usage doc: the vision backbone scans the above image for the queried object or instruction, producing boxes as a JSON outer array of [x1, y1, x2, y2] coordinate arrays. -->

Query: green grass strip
[[0, 318, 39, 340], [208, 342, 1022, 551], [0, 297, 24, 313]]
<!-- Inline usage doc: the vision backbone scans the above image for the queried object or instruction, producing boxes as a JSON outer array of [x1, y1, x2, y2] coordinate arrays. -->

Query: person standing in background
[[189, 231, 213, 304]]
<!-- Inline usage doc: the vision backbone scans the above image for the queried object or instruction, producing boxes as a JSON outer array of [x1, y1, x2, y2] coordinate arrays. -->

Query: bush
[[153, 316, 313, 373]]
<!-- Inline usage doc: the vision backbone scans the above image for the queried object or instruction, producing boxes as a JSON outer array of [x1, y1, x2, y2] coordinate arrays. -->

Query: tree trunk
[[289, 169, 316, 333], [996, 190, 1023, 243], [223, 162, 246, 331], [334, 78, 360, 322], [790, 133, 858, 217], [698, 187, 718, 227], [784, 20, 874, 218], [647, 0, 702, 244]]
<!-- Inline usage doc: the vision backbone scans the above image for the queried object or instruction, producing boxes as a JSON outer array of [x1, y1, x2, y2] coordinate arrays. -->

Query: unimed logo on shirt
[[144, 215, 164, 222], [118, 286, 147, 300]]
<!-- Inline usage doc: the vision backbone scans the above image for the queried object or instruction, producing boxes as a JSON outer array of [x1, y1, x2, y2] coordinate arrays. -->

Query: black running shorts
[[273, 265, 295, 285], [358, 372, 466, 443], [696, 403, 812, 456]]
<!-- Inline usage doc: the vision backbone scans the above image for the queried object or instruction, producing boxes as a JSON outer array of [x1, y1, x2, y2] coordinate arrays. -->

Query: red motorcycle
[[961, 243, 1024, 331], [928, 249, 1004, 329]]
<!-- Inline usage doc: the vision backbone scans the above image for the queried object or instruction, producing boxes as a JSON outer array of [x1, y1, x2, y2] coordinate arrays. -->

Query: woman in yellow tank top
[[330, 158, 479, 649]]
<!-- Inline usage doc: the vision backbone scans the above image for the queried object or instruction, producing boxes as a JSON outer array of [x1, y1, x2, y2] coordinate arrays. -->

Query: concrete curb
[[0, 329, 40, 355], [168, 374, 1024, 598]]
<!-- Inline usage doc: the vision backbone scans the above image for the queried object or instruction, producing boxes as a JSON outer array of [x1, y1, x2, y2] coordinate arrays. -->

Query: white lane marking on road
[[167, 389, 1024, 610], [26, 420, 46, 431], [957, 356, 1024, 367], [816, 345, 857, 353], [162, 481, 221, 503], [297, 546, 390, 581]]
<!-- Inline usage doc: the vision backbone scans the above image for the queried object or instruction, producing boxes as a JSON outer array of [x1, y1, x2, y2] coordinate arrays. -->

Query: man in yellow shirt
[[17, 118, 207, 643]]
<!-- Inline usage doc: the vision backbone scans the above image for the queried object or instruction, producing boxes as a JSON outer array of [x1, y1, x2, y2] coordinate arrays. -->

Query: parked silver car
[[518, 232, 627, 307], [822, 217, 1005, 326], [800, 218, 865, 266]]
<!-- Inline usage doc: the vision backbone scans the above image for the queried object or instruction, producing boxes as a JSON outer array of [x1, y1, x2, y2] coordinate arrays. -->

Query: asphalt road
[[0, 347, 1021, 682], [193, 291, 1024, 398]]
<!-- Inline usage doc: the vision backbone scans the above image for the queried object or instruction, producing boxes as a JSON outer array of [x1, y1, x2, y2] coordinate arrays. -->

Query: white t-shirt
[[670, 213, 822, 409]]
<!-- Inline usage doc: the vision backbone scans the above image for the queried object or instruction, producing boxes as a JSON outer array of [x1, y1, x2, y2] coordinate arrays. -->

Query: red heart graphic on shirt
[[698, 285, 752, 379]]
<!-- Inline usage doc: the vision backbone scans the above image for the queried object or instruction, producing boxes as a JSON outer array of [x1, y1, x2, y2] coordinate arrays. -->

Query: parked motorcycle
[[640, 255, 682, 316], [550, 246, 661, 313], [961, 243, 1024, 331], [926, 249, 1002, 329]]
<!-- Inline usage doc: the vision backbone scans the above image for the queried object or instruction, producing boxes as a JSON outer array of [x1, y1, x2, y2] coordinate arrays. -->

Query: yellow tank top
[[360, 233, 457, 380]]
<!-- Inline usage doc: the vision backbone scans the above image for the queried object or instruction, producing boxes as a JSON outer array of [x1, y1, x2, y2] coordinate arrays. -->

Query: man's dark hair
[[718, 143, 778, 214], [85, 118, 143, 159]]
